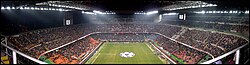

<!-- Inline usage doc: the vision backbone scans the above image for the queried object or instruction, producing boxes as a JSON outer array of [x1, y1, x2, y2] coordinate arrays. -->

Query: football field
[[85, 42, 165, 64]]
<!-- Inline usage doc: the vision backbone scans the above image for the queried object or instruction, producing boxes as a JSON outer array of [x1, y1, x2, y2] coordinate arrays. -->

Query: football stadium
[[1, 0, 249, 64]]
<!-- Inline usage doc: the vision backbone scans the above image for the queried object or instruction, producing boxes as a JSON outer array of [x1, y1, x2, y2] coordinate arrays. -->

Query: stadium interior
[[1, 0, 249, 64]]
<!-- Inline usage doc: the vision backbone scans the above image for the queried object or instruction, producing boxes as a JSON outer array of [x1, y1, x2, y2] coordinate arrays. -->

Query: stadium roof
[[1, 0, 248, 13]]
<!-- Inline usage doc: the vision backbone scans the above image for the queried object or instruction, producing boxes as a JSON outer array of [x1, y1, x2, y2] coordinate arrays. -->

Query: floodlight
[[146, 11, 158, 15], [59, 9, 63, 11], [44, 8, 48, 10], [30, 7, 34, 10], [213, 11, 216, 13], [58, 5, 61, 7], [52, 8, 55, 10], [41, 8, 44, 10], [6, 6, 11, 9], [245, 11, 249, 14], [20, 7, 24, 9], [1, 7, 4, 9], [12, 7, 15, 9], [229, 11, 233, 13], [208, 11, 212, 13], [163, 13, 178, 15], [35, 7, 39, 10]]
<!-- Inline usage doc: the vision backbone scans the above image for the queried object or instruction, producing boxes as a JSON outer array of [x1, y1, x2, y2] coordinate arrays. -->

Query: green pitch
[[85, 42, 165, 64]]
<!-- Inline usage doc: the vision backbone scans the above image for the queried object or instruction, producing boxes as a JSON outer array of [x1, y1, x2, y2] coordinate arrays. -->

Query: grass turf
[[85, 42, 164, 64]]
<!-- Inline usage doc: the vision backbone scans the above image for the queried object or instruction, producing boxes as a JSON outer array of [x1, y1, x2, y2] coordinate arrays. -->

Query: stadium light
[[93, 10, 104, 14], [58, 5, 61, 7], [40, 8, 44, 10], [12, 7, 15, 9], [191, 6, 195, 8], [207, 4, 214, 7], [1, 7, 5, 9], [24, 7, 29, 9], [44, 8, 48, 10], [146, 11, 158, 15], [229, 11, 233, 13], [245, 11, 249, 14], [224, 11, 228, 13], [30, 7, 34, 10], [65, 6, 69, 8], [27, 7, 30, 10], [201, 5, 205, 7], [213, 11, 216, 13], [20, 7, 23, 10], [194, 10, 205, 14], [198, 5, 201, 7], [84, 12, 95, 14], [163, 13, 178, 15], [59, 8, 63, 11], [220, 11, 224, 13], [61, 5, 65, 7], [35, 7, 40, 10], [235, 11, 238, 13], [208, 11, 212, 13], [6, 6, 11, 9], [52, 8, 55, 10], [213, 4, 217, 6], [52, 4, 55, 6], [216, 11, 220, 13]]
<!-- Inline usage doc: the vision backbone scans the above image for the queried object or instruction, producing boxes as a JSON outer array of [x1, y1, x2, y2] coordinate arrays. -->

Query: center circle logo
[[119, 52, 135, 58]]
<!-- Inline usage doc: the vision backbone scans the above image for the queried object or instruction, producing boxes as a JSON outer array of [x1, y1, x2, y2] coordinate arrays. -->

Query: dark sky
[[81, 0, 176, 13]]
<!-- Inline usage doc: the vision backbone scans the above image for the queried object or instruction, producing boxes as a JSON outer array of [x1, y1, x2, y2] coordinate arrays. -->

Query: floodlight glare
[[41, 8, 44, 10], [220, 11, 224, 13], [201, 5, 205, 7], [208, 11, 212, 13], [213, 11, 216, 13], [12, 7, 15, 9], [93, 10, 104, 14], [1, 7, 5, 9], [20, 7, 24, 9], [245, 11, 249, 14], [224, 11, 228, 13], [27, 7, 30, 9], [6, 6, 11, 9], [195, 10, 205, 14], [163, 13, 178, 15], [36, 8, 40, 10], [59, 9, 63, 11], [229, 11, 233, 13], [44, 8, 48, 10], [146, 11, 158, 15], [85, 12, 95, 14], [30, 7, 34, 10]]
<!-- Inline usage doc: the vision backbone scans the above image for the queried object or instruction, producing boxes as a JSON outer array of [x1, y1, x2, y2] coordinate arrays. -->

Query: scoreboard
[[178, 13, 186, 20], [63, 11, 73, 26]]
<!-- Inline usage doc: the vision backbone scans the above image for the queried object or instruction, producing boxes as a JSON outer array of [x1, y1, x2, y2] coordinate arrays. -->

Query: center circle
[[119, 52, 135, 58]]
